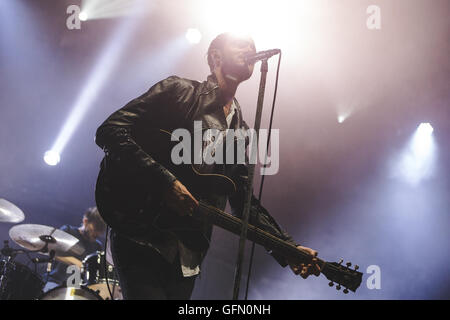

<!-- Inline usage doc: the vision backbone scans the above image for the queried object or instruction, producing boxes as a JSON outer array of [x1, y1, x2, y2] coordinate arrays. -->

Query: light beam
[[395, 122, 436, 185], [47, 0, 147, 163]]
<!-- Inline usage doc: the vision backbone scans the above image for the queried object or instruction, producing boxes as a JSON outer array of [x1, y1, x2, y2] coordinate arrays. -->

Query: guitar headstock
[[322, 259, 363, 293]]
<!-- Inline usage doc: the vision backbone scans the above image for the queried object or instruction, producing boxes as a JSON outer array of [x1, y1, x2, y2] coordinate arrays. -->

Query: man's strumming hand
[[164, 180, 199, 216]]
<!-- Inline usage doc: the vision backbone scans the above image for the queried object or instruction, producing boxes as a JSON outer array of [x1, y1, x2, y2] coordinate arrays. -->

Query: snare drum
[[39, 285, 103, 300], [0, 259, 44, 300], [82, 251, 122, 300]]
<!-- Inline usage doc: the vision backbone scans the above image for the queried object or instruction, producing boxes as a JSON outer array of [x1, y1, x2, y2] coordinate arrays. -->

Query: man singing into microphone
[[95, 32, 321, 300]]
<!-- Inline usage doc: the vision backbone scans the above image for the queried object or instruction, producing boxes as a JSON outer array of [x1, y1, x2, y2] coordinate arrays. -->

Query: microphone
[[244, 49, 281, 64]]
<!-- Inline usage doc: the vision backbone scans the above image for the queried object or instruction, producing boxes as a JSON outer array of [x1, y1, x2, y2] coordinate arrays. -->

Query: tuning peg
[[338, 259, 343, 265], [346, 262, 352, 267], [328, 281, 334, 287], [343, 288, 349, 294], [354, 265, 359, 271], [336, 285, 341, 291]]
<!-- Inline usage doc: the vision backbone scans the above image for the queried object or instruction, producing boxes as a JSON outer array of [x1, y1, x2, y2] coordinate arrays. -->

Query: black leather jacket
[[95, 74, 296, 267]]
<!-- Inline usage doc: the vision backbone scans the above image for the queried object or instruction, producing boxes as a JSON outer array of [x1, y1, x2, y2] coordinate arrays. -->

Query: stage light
[[335, 96, 360, 125], [44, 150, 60, 166], [412, 123, 434, 157], [192, 0, 326, 49], [396, 122, 436, 185], [79, 11, 88, 21], [186, 28, 202, 44], [336, 108, 352, 124], [80, 0, 151, 21], [417, 122, 433, 135], [48, 0, 146, 161]]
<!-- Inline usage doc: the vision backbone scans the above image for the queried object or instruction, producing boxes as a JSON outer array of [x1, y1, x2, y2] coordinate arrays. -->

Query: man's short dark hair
[[83, 207, 106, 233], [207, 32, 233, 72], [207, 32, 255, 72]]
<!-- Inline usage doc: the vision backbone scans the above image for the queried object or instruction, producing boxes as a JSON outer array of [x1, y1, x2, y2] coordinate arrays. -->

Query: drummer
[[43, 207, 106, 292]]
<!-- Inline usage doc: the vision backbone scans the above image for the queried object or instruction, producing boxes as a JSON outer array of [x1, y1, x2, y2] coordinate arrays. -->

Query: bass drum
[[0, 260, 44, 300], [82, 251, 122, 300], [39, 285, 103, 300]]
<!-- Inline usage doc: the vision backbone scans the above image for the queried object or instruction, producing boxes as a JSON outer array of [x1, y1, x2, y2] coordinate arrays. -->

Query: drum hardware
[[39, 285, 103, 300], [1, 223, 85, 300], [2, 221, 122, 300], [9, 224, 83, 256], [0, 200, 116, 300], [82, 251, 122, 300], [0, 240, 45, 300]]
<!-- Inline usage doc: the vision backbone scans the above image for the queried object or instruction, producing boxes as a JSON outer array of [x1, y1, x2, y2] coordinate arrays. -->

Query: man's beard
[[222, 58, 252, 83]]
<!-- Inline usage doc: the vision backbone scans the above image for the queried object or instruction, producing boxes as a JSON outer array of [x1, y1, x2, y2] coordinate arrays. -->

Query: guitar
[[95, 129, 363, 293]]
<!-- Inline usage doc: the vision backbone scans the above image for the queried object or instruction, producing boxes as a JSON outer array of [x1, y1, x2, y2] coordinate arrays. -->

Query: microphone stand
[[232, 59, 269, 300]]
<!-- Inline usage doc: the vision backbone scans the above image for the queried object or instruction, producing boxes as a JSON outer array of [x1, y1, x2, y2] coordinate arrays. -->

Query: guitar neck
[[196, 202, 325, 267], [196, 202, 363, 293]]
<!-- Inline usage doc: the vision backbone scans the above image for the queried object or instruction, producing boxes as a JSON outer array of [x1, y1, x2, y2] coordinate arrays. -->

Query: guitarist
[[95, 32, 321, 299]]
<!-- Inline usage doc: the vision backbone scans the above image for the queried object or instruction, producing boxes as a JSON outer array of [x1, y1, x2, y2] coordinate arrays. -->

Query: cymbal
[[0, 199, 25, 223], [9, 224, 85, 256]]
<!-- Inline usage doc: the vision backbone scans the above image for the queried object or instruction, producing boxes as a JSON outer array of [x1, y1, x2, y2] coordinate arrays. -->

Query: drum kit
[[0, 198, 122, 300]]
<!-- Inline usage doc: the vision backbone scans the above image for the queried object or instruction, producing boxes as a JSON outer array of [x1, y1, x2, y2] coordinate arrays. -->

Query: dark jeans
[[110, 231, 197, 300]]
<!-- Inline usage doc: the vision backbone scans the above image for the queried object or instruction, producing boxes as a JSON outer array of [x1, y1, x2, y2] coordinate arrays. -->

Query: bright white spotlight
[[336, 102, 355, 124], [44, 150, 60, 166], [185, 28, 202, 44], [194, 0, 326, 49], [396, 122, 436, 185], [417, 122, 433, 135], [79, 12, 88, 21], [412, 123, 434, 158]]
